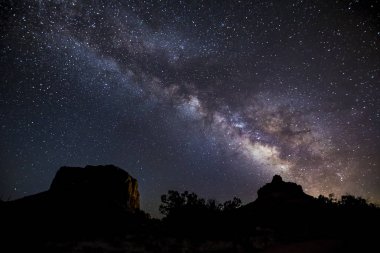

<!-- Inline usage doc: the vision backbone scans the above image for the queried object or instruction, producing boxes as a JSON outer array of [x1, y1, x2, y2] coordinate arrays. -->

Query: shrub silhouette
[[159, 190, 242, 221], [159, 190, 206, 218], [339, 194, 373, 208], [223, 197, 242, 211], [317, 193, 374, 209], [160, 190, 242, 218], [159, 190, 242, 237]]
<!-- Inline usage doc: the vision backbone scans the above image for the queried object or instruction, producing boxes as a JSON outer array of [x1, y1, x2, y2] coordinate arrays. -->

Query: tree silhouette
[[339, 195, 369, 208], [223, 197, 242, 211], [159, 190, 206, 218], [159, 190, 242, 218]]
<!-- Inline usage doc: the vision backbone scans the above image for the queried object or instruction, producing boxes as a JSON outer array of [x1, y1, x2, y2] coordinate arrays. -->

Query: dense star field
[[1, 0, 379, 216]]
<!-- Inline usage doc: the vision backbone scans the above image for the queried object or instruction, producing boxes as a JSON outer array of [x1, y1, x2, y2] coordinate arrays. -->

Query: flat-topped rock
[[50, 164, 140, 211]]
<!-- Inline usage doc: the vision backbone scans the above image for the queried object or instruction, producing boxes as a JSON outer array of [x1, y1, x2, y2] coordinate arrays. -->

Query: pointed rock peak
[[272, 175, 283, 184], [256, 174, 311, 202]]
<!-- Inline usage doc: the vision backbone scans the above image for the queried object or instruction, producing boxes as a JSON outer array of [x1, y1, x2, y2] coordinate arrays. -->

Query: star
[[0, 0, 379, 217]]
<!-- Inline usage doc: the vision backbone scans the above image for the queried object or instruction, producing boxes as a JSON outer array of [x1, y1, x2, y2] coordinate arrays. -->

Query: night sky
[[1, 0, 379, 217]]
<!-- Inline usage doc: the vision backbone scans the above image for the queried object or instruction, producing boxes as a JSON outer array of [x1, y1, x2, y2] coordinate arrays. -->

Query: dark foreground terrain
[[1, 165, 379, 252]]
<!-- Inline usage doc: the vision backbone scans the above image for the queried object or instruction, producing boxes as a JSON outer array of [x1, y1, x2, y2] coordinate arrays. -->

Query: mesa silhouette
[[1, 165, 147, 240], [1, 165, 379, 252]]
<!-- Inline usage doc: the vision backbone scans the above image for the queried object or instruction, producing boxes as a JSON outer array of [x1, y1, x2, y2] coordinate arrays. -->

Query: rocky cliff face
[[257, 175, 306, 202], [244, 175, 315, 212], [2, 165, 144, 241], [50, 164, 140, 211]]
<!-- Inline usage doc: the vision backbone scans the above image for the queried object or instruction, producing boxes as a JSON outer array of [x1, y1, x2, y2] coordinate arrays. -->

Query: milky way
[[1, 0, 379, 216]]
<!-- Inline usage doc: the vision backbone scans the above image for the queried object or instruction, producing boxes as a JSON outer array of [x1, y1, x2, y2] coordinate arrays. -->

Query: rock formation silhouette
[[249, 174, 315, 209], [1, 170, 379, 253], [241, 175, 320, 236], [1, 165, 144, 245], [50, 165, 140, 211]]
